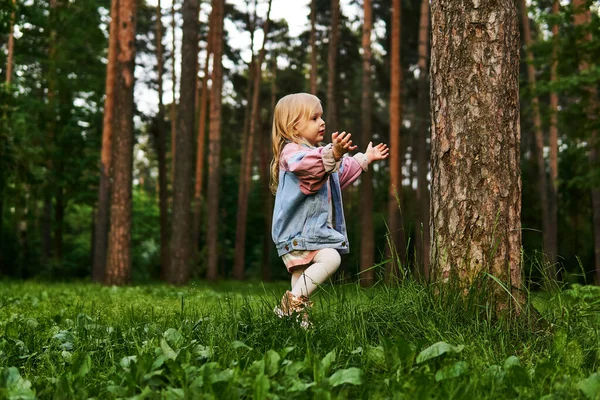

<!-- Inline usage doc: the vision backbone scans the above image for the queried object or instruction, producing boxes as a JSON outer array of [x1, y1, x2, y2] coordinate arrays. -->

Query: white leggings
[[290, 248, 341, 297]]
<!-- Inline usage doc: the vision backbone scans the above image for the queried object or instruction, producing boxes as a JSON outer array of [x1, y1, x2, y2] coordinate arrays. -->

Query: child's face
[[294, 104, 325, 146]]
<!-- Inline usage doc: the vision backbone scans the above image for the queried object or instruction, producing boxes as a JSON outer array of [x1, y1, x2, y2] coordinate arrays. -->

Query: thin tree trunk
[[430, 0, 523, 312], [387, 0, 406, 280], [6, 0, 16, 85], [519, 0, 555, 272], [572, 0, 600, 285], [242, 0, 257, 146], [359, 0, 374, 287], [171, 0, 178, 182], [326, 0, 339, 132], [156, 0, 170, 278], [54, 170, 64, 260], [168, 0, 199, 285], [548, 0, 559, 279], [105, 0, 137, 286], [192, 8, 213, 255], [205, 0, 224, 282], [233, 0, 273, 280], [415, 0, 430, 280], [93, 0, 119, 282], [309, 0, 317, 95]]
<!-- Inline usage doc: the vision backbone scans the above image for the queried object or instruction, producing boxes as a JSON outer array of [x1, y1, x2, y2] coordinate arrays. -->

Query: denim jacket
[[272, 142, 368, 257]]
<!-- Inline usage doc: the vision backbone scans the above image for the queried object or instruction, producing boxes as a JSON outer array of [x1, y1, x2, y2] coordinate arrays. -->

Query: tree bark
[[415, 0, 430, 280], [93, 0, 119, 283], [232, 0, 273, 281], [205, 0, 224, 282], [430, 0, 523, 311], [387, 0, 406, 280], [572, 0, 600, 285], [6, 0, 16, 85], [105, 0, 137, 286], [309, 0, 317, 95], [359, 0, 374, 286], [168, 0, 199, 285], [326, 0, 339, 132], [156, 0, 170, 278], [192, 8, 213, 256], [171, 0, 178, 183], [518, 0, 555, 272], [548, 0, 559, 279]]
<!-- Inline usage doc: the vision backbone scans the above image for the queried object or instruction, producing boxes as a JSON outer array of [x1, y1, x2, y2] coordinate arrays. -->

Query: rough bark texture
[[156, 0, 170, 278], [6, 0, 15, 85], [360, 0, 375, 286], [548, 0, 559, 279], [193, 8, 213, 255], [572, 0, 600, 285], [326, 0, 340, 132], [519, 0, 555, 270], [387, 0, 406, 278], [415, 0, 431, 279], [93, 0, 119, 283], [171, 0, 178, 182], [233, 0, 273, 281], [309, 0, 317, 95], [430, 0, 523, 308], [168, 0, 199, 285], [105, 0, 137, 286], [205, 0, 224, 282]]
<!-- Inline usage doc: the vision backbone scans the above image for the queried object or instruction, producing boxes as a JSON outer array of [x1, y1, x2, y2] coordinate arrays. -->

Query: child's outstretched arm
[[365, 141, 389, 163], [338, 140, 389, 190]]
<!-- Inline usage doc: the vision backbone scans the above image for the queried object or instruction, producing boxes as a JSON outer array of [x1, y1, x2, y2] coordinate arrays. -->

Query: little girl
[[270, 93, 388, 328]]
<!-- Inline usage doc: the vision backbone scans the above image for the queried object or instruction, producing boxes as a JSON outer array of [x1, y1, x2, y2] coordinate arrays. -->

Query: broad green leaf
[[321, 350, 336, 374], [287, 380, 315, 392], [503, 356, 521, 369], [163, 328, 183, 349], [160, 338, 178, 360], [71, 352, 91, 378], [564, 341, 584, 370], [265, 350, 281, 377], [329, 367, 363, 387], [0, 367, 36, 399], [416, 342, 464, 364], [435, 361, 468, 381], [232, 341, 253, 350], [577, 372, 600, 400], [120, 355, 137, 369], [279, 346, 295, 359], [284, 361, 305, 377], [162, 387, 185, 400], [253, 373, 270, 399], [366, 346, 385, 368], [210, 369, 234, 384]]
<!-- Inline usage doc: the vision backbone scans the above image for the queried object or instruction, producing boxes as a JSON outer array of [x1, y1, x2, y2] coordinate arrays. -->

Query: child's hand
[[332, 131, 358, 160], [365, 142, 389, 163]]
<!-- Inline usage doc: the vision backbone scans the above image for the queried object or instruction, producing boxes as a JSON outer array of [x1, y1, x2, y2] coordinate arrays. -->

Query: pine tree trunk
[[359, 0, 374, 287], [387, 0, 406, 279], [205, 0, 224, 282], [242, 0, 257, 146], [168, 0, 199, 285], [548, 0, 559, 280], [105, 0, 137, 286], [233, 0, 273, 281], [430, 0, 523, 311], [326, 0, 339, 132], [193, 8, 213, 255], [572, 0, 600, 285], [309, 0, 317, 95], [519, 0, 555, 272], [93, 0, 119, 283], [6, 0, 16, 85], [156, 0, 170, 278], [415, 0, 430, 280], [171, 0, 178, 184]]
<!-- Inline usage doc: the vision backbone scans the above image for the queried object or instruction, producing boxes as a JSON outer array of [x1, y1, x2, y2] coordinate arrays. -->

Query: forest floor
[[0, 279, 599, 399]]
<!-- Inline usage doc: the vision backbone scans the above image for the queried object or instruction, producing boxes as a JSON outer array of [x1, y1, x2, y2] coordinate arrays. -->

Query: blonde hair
[[270, 93, 322, 194]]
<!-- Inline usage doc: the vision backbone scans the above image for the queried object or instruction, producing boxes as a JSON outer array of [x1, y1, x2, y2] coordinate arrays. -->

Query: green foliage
[[0, 281, 598, 398]]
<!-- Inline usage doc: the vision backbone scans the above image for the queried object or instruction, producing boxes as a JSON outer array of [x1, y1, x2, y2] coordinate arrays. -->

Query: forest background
[[0, 0, 599, 287]]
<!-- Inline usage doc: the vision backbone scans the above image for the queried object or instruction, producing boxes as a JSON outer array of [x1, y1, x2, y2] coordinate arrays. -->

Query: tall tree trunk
[[6, 0, 16, 85], [168, 0, 199, 285], [156, 0, 170, 278], [105, 0, 137, 286], [241, 0, 257, 146], [415, 0, 430, 280], [233, 0, 273, 280], [359, 0, 374, 286], [548, 0, 559, 280], [93, 0, 119, 282], [572, 0, 600, 285], [193, 8, 213, 256], [387, 0, 406, 280], [205, 0, 224, 282], [309, 0, 317, 95], [430, 0, 523, 311], [54, 171, 64, 260], [519, 0, 555, 272], [171, 0, 178, 182], [326, 0, 339, 132]]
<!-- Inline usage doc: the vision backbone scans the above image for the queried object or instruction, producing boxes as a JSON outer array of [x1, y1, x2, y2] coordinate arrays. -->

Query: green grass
[[0, 279, 599, 399]]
